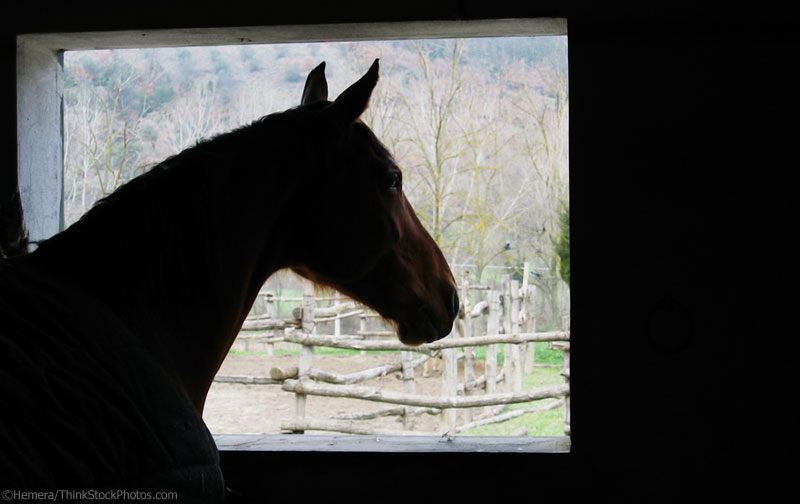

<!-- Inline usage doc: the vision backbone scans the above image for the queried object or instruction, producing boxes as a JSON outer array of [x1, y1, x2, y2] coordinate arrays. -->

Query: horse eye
[[387, 173, 401, 192]]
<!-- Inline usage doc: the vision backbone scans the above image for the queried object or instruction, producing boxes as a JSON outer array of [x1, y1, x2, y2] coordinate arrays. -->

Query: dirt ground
[[203, 351, 483, 435]]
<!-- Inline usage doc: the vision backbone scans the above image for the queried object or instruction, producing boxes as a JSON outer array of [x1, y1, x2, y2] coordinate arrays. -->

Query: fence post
[[523, 284, 537, 373], [265, 292, 276, 356], [501, 275, 512, 393], [562, 313, 571, 436], [509, 279, 523, 392], [519, 264, 529, 374], [460, 270, 477, 424], [334, 291, 342, 337], [502, 277, 523, 393], [401, 350, 415, 430], [484, 290, 501, 417], [292, 278, 316, 434], [440, 327, 458, 434], [358, 314, 367, 357]]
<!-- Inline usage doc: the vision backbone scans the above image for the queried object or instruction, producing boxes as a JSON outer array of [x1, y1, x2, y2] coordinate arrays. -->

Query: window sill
[[214, 434, 570, 453]]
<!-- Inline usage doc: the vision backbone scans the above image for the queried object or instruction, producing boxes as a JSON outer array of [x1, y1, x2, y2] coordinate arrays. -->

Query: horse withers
[[0, 60, 458, 499]]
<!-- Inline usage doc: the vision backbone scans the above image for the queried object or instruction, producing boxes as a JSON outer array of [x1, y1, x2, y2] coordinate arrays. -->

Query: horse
[[0, 60, 459, 500]]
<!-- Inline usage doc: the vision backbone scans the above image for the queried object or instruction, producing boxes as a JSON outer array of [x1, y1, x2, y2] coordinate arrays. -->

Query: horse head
[[285, 60, 459, 345]]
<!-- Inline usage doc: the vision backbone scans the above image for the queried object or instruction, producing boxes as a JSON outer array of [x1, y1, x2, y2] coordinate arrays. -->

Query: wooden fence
[[215, 264, 571, 436]]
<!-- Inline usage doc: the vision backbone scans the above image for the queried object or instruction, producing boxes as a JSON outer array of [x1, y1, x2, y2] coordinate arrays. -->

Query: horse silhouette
[[0, 60, 458, 499]]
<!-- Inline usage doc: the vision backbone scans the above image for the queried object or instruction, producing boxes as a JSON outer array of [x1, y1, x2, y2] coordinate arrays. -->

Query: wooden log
[[213, 374, 283, 385], [484, 290, 501, 417], [502, 276, 523, 393], [521, 262, 530, 297], [264, 292, 276, 317], [282, 334, 426, 353], [315, 310, 364, 323], [523, 284, 537, 374], [269, 366, 298, 380], [267, 329, 279, 356], [262, 295, 303, 302], [292, 279, 316, 434], [282, 380, 569, 409], [455, 399, 564, 433], [331, 408, 405, 421], [307, 354, 428, 385], [334, 292, 342, 337], [331, 406, 440, 421], [215, 434, 571, 453], [310, 301, 359, 319], [292, 304, 360, 321], [474, 405, 506, 422], [440, 339, 458, 433], [561, 313, 571, 436], [463, 284, 493, 291], [501, 276, 512, 394], [402, 350, 415, 429], [509, 279, 523, 392], [280, 418, 424, 437], [458, 368, 506, 394], [358, 312, 368, 357], [356, 330, 396, 337], [282, 331, 568, 352], [261, 292, 279, 355], [235, 334, 284, 343], [459, 272, 476, 425], [324, 302, 360, 315], [469, 300, 489, 318], [241, 318, 300, 331]]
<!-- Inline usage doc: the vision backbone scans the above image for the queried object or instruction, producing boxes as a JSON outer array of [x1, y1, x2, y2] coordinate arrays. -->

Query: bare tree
[[394, 41, 470, 251], [153, 78, 225, 158], [449, 68, 537, 282], [63, 51, 161, 225], [62, 41, 569, 316], [507, 51, 570, 326]]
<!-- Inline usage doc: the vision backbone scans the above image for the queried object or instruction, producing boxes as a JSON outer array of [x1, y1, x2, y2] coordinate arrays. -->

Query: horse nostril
[[451, 290, 460, 320]]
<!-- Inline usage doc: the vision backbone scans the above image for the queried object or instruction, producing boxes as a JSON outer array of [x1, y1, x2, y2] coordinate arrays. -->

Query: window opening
[[61, 35, 569, 439]]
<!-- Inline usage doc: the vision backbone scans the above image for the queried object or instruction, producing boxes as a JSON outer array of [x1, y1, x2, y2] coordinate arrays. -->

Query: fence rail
[[215, 264, 571, 436]]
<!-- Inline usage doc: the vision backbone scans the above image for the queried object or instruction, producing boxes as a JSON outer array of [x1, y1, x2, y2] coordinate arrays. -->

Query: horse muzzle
[[397, 289, 459, 346]]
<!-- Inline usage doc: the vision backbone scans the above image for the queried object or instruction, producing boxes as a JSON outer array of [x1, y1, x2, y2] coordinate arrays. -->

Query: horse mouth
[[396, 304, 452, 346]]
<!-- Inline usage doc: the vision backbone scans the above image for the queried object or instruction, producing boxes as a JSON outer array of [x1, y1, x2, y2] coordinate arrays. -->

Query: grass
[[463, 343, 567, 436], [471, 341, 564, 368], [458, 366, 566, 436]]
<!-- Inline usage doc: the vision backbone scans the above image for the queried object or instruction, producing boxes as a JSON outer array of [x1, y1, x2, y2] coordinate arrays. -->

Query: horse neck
[[30, 115, 305, 411]]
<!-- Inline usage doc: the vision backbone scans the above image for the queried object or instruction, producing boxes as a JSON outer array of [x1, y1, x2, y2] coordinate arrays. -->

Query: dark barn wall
[[569, 12, 797, 501], [2, 2, 796, 500]]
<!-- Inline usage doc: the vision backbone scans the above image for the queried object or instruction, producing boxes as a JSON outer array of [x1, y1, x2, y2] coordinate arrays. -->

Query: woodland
[[63, 37, 569, 327]]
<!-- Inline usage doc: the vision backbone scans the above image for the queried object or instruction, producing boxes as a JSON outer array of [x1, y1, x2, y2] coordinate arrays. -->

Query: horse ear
[[329, 59, 379, 125], [301, 62, 328, 105]]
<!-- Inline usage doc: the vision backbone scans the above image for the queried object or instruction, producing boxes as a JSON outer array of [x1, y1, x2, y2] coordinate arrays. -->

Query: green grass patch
[[471, 341, 563, 368], [459, 366, 566, 436]]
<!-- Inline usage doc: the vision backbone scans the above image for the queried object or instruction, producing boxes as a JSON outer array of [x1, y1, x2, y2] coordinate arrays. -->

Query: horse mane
[[37, 108, 318, 256]]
